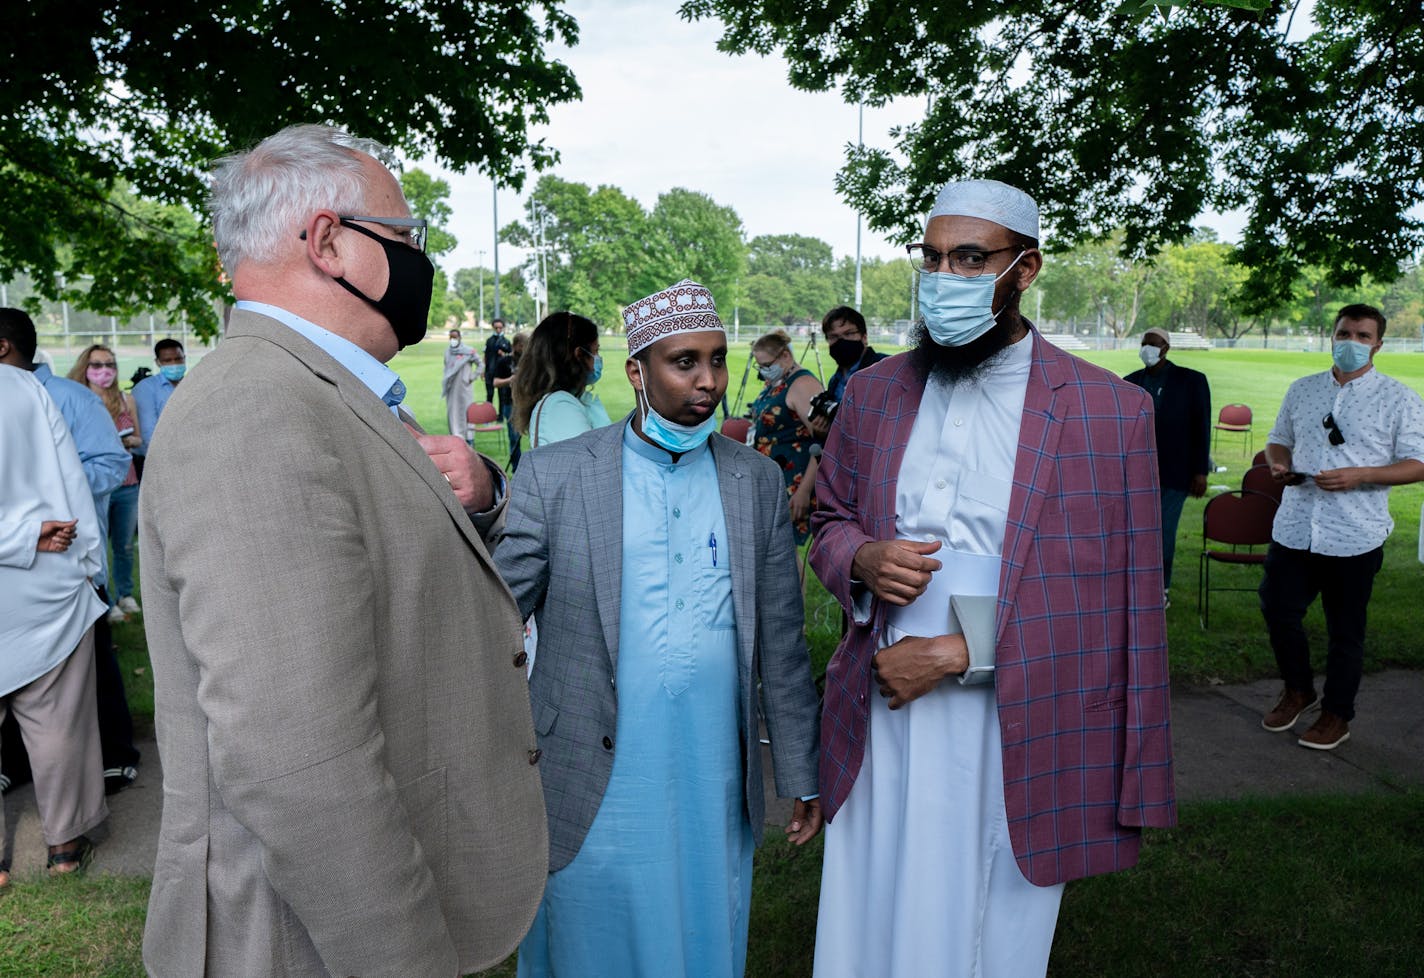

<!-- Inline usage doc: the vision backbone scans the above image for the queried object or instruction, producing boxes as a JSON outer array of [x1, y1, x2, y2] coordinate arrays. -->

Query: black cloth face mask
[[829, 336, 865, 369], [333, 220, 435, 349]]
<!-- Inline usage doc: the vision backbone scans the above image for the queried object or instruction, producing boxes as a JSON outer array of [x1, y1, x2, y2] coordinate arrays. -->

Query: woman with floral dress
[[749, 329, 826, 544]]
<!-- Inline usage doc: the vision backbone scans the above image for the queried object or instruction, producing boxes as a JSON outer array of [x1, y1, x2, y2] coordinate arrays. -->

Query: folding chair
[[1241, 464, 1284, 505], [1213, 404, 1253, 457], [1198, 489, 1277, 629], [720, 416, 752, 444], [465, 401, 506, 458]]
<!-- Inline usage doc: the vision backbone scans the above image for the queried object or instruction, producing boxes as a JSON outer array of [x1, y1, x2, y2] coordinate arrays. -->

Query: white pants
[[814, 680, 1064, 978]]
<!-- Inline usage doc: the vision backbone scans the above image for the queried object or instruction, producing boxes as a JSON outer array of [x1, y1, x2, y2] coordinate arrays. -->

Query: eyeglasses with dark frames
[[906, 244, 1024, 277], [338, 215, 428, 252], [1322, 413, 1345, 446]]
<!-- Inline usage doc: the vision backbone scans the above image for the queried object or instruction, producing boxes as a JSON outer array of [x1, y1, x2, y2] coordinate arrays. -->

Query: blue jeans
[[1160, 488, 1189, 590], [107, 483, 140, 601]]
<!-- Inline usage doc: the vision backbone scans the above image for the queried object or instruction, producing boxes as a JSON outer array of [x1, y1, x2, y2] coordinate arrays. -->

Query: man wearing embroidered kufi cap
[[809, 179, 1177, 977], [496, 279, 822, 978]]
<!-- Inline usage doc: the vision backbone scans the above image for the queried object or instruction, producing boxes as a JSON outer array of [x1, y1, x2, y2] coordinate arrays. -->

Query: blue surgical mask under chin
[[636, 361, 717, 453], [1332, 339, 1371, 374], [918, 250, 1025, 347]]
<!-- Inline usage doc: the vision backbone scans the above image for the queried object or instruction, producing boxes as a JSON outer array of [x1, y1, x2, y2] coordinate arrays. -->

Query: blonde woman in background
[[749, 329, 825, 544], [68, 344, 142, 622]]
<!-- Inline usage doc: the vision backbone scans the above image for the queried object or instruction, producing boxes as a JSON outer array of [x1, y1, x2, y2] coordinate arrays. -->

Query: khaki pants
[[1, 626, 108, 848]]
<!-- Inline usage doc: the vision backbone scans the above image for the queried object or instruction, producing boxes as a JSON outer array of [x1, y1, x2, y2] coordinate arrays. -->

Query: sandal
[[47, 837, 94, 876]]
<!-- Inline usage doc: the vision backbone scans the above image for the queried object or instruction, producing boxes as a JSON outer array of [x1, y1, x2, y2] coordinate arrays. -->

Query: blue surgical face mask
[[918, 250, 1025, 347], [635, 361, 717, 453], [159, 363, 186, 382], [1332, 339, 1372, 374], [586, 352, 603, 386], [758, 361, 786, 384]]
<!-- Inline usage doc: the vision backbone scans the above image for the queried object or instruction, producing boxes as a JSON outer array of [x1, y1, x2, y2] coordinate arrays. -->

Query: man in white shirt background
[[0, 364, 110, 886], [1260, 303, 1424, 750]]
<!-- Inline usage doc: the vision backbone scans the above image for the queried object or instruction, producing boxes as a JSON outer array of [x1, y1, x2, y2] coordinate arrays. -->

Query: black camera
[[809, 390, 840, 425]]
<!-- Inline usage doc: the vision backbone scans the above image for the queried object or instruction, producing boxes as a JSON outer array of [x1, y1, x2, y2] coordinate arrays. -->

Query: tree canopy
[[2, 0, 580, 337], [680, 0, 1424, 313]]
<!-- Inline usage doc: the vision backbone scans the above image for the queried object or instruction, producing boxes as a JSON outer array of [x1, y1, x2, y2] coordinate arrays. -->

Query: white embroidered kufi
[[928, 179, 1040, 241], [624, 279, 725, 356], [1142, 327, 1171, 344]]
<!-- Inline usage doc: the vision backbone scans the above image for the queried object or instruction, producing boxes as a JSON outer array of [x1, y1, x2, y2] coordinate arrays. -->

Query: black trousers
[[1258, 543, 1384, 721], [1, 587, 139, 788]]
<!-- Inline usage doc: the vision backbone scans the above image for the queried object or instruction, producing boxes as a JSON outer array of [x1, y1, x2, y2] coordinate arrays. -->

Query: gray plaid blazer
[[496, 419, 820, 872]]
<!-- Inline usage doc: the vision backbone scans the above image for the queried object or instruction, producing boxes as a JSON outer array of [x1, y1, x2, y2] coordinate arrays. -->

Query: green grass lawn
[[8, 337, 1421, 977], [7, 793, 1421, 978]]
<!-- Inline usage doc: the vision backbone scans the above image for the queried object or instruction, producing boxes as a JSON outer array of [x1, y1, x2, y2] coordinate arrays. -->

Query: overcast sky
[[414, 1, 1259, 289], [413, 0, 928, 281]]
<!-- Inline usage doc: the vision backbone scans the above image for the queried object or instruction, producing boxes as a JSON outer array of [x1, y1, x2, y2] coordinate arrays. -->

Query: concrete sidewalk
[[4, 670, 1422, 880]]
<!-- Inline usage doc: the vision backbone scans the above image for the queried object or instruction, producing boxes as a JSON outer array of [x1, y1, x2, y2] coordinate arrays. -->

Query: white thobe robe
[[443, 343, 478, 437]]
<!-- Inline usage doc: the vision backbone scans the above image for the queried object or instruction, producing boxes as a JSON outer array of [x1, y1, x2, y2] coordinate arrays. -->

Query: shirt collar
[[31, 363, 53, 383], [236, 300, 405, 408]]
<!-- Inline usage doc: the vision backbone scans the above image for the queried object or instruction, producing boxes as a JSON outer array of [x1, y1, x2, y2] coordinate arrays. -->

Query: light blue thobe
[[518, 423, 752, 978]]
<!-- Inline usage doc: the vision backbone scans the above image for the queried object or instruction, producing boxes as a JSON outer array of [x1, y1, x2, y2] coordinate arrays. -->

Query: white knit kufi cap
[[929, 179, 1040, 241], [624, 279, 725, 356], [1142, 327, 1171, 344]]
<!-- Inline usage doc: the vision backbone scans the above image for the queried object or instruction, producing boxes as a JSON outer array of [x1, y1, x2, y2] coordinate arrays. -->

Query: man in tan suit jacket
[[139, 124, 547, 977]]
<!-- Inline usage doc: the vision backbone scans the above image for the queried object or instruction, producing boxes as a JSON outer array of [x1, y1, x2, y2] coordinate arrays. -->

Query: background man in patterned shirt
[[1260, 303, 1424, 749]]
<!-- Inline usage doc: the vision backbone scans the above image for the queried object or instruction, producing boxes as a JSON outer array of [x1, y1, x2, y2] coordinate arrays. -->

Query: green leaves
[[1, 1, 581, 339], [682, 0, 1424, 314]]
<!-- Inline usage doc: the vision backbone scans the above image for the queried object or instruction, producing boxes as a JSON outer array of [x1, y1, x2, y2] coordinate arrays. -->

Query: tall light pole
[[492, 182, 502, 320], [854, 103, 864, 310], [537, 206, 550, 318], [476, 249, 486, 327]]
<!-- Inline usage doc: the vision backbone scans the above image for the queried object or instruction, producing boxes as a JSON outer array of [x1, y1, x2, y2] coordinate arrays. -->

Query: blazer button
[[513, 651, 528, 667], [602, 736, 613, 750], [528, 748, 542, 765]]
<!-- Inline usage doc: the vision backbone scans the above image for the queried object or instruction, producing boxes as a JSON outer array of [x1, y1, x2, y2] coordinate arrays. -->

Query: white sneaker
[[118, 595, 141, 615], [107, 606, 127, 625]]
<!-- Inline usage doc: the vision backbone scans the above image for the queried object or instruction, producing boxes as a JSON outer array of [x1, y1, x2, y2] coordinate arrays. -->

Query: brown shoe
[[1262, 688, 1319, 731], [1299, 710, 1350, 750]]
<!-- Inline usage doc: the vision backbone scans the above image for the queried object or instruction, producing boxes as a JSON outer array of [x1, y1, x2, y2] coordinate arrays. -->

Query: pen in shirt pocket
[[708, 531, 717, 568]]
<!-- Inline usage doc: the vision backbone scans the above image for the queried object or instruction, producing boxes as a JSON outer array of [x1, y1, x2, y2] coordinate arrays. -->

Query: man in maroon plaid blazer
[[809, 179, 1176, 978]]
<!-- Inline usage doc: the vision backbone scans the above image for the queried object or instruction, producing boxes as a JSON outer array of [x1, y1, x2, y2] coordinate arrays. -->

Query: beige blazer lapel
[[228, 311, 496, 566]]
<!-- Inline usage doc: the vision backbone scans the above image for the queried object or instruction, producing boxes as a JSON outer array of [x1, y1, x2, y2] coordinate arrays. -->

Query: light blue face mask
[[586, 352, 603, 386], [159, 363, 186, 382], [757, 361, 786, 384], [635, 361, 717, 453], [1332, 339, 1372, 374], [918, 250, 1025, 347]]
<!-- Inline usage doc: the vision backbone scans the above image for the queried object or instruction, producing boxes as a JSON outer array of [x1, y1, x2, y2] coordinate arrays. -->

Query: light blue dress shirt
[[133, 371, 177, 456], [32, 363, 130, 587]]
